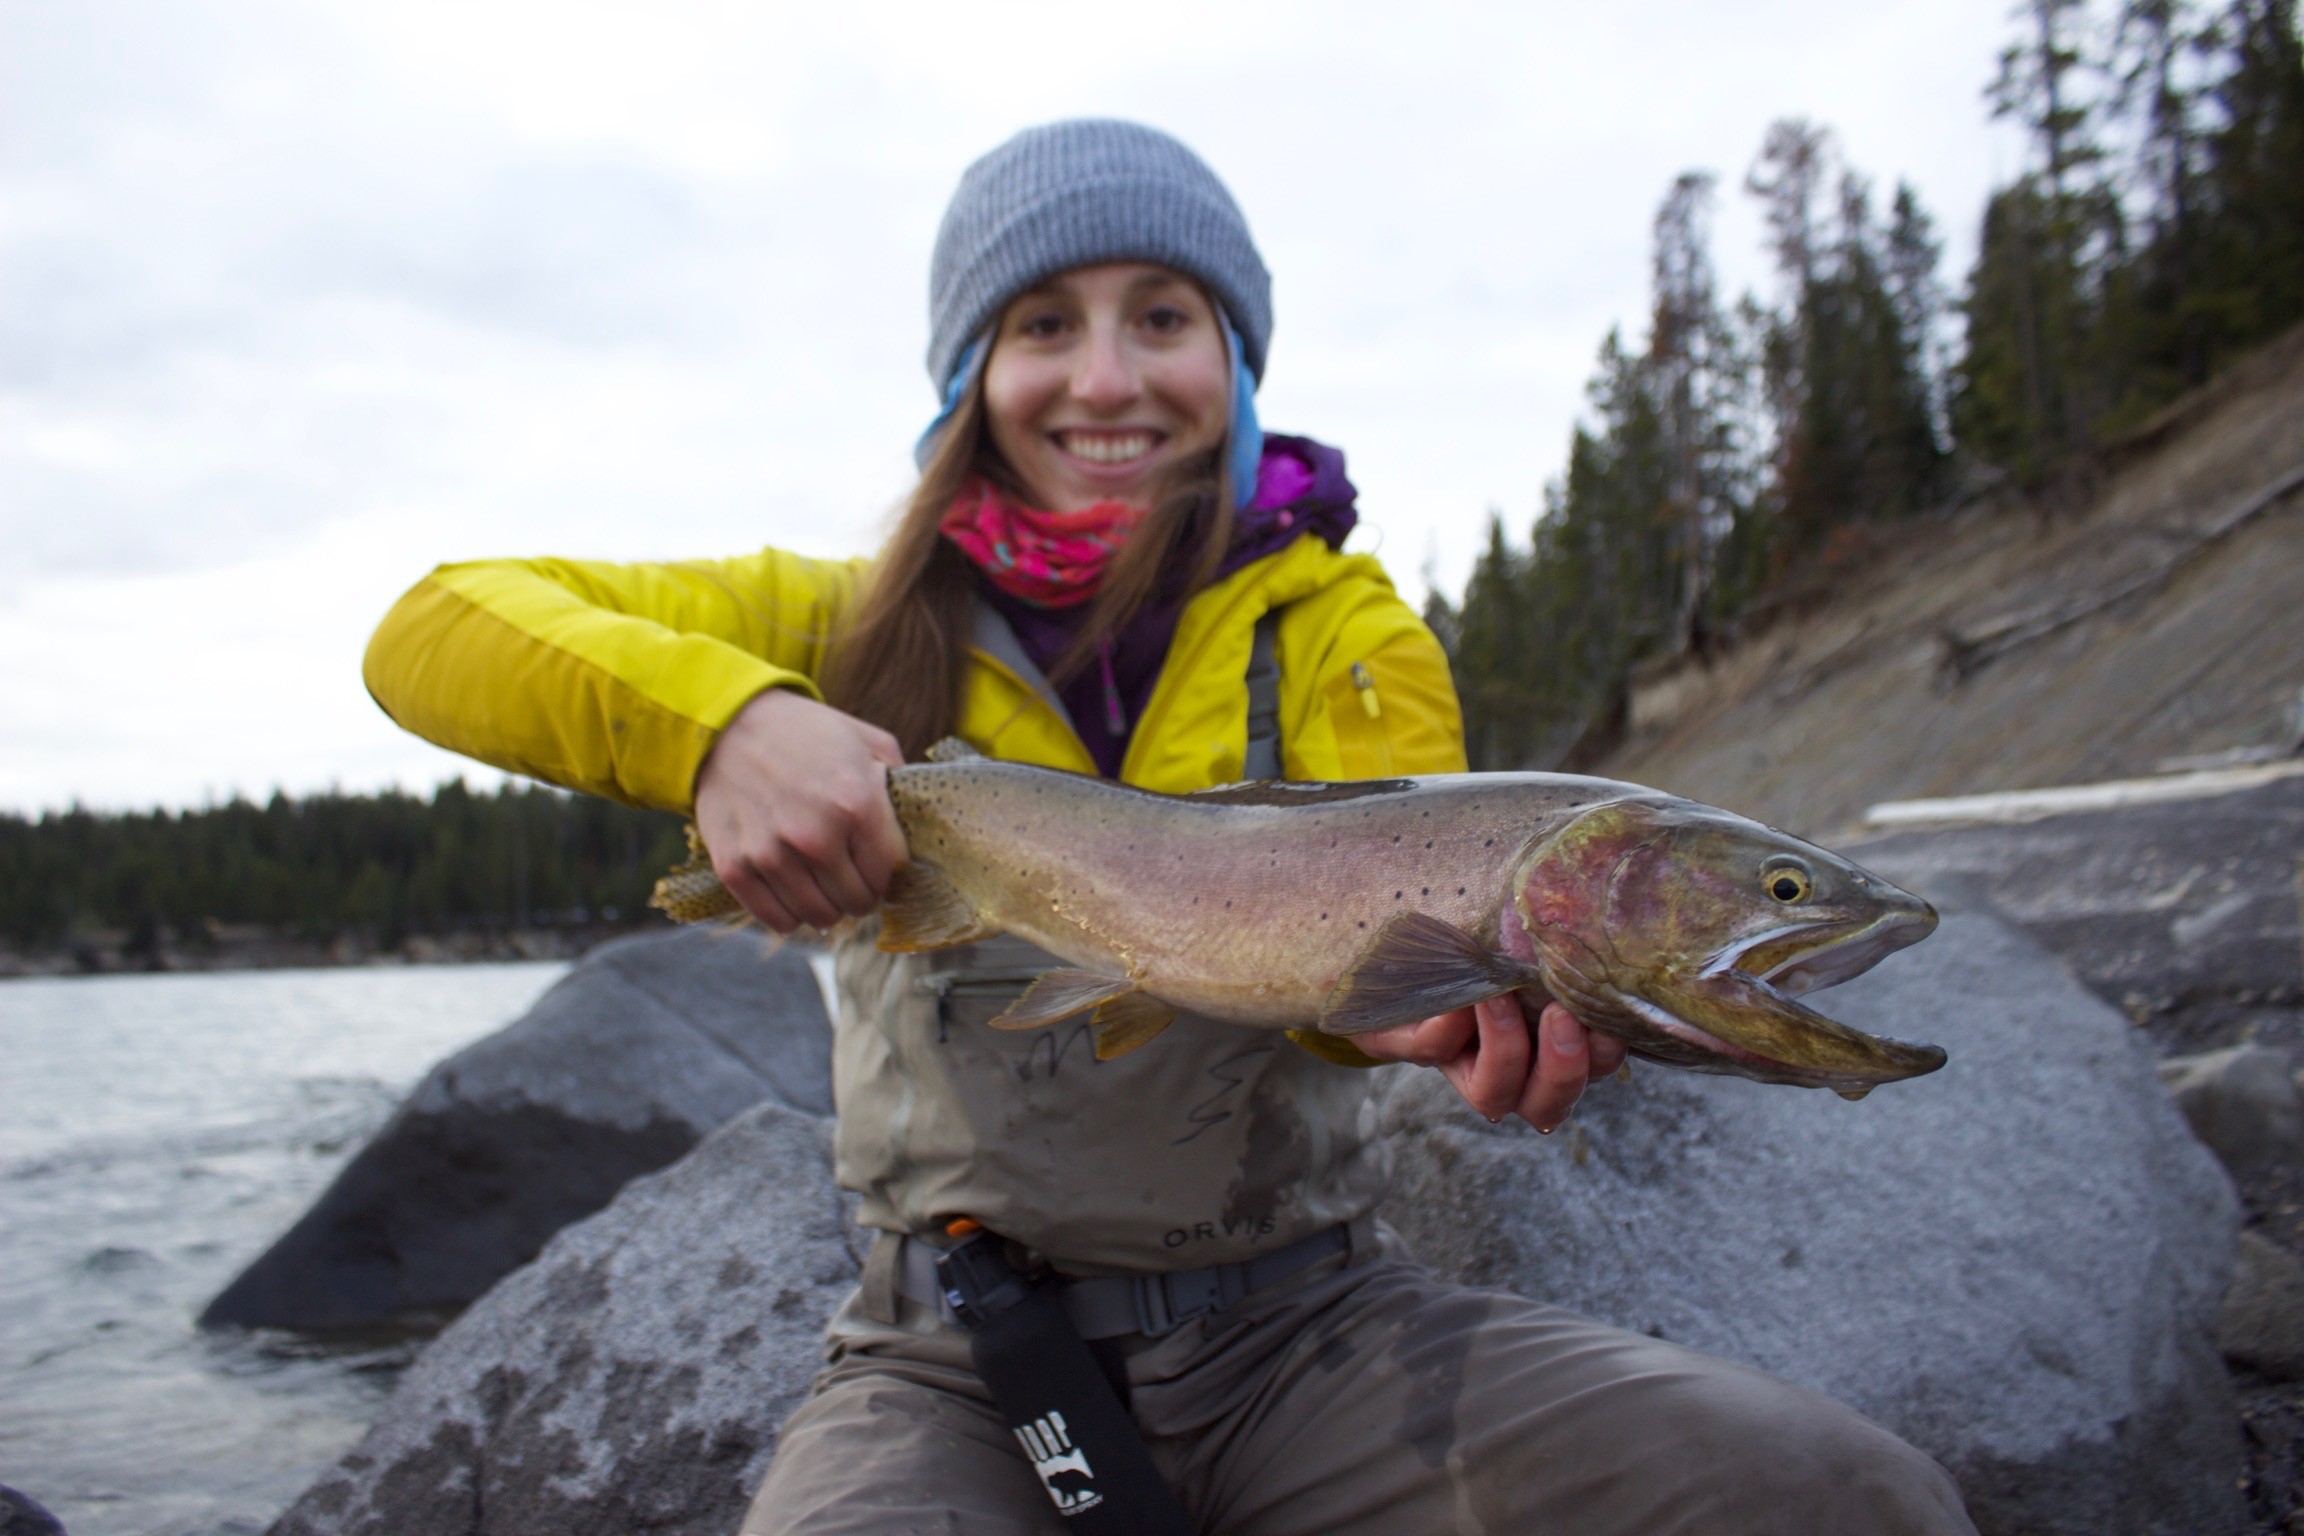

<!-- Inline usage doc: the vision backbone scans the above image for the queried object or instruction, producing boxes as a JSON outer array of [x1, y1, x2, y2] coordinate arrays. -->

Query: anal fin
[[878, 861, 1000, 952], [987, 968, 1136, 1031], [1319, 912, 1541, 1036], [1092, 992, 1181, 1059]]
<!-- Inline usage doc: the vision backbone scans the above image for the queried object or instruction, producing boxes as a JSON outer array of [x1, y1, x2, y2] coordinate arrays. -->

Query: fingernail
[[1486, 1113, 1502, 1125], [1536, 1125, 1553, 1136]]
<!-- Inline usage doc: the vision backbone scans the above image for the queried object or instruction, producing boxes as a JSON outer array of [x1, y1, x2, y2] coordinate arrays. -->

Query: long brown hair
[[822, 363, 1236, 760]]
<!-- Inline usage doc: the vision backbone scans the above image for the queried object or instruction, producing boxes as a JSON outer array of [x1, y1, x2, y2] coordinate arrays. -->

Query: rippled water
[[0, 963, 566, 1536]]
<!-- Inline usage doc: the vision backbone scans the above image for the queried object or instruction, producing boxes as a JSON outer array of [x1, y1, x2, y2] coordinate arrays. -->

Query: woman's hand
[[693, 689, 909, 933], [1354, 995, 1627, 1132]]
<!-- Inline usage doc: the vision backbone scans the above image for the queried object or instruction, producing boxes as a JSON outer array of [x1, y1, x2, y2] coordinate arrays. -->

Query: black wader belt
[[889, 1215, 1371, 1338]]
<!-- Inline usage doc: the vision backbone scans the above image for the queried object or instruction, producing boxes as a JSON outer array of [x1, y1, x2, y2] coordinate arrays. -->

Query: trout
[[654, 741, 1945, 1098]]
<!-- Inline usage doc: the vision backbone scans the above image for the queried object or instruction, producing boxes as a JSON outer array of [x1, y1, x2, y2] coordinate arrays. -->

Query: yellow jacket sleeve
[[363, 548, 867, 812]]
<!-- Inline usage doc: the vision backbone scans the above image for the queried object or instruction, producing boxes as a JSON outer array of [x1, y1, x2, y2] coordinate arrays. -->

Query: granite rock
[[267, 1098, 856, 1536], [205, 927, 833, 1332], [2222, 1231, 2304, 1383], [2158, 1044, 2304, 1174], [0, 1486, 67, 1536], [1378, 908, 2246, 1536]]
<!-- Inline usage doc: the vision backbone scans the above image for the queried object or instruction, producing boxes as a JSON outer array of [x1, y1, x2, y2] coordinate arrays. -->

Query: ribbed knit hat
[[926, 119, 1273, 393]]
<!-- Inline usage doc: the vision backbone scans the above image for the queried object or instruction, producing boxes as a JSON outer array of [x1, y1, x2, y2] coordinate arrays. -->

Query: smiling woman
[[357, 118, 1976, 1536]]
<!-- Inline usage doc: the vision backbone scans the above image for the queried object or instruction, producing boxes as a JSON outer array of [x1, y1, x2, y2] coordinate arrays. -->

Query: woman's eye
[[1016, 312, 1069, 340], [1141, 304, 1190, 335]]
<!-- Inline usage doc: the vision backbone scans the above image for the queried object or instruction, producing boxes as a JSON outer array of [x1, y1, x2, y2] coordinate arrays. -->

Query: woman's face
[[981, 262, 1231, 512]]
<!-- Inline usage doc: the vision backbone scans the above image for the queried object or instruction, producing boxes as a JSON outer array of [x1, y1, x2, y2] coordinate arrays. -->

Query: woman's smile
[[1052, 428, 1162, 466]]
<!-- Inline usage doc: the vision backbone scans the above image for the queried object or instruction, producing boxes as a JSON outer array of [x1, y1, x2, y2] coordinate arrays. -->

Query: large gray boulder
[[1380, 908, 2245, 1536], [268, 1100, 856, 1536], [204, 927, 833, 1333]]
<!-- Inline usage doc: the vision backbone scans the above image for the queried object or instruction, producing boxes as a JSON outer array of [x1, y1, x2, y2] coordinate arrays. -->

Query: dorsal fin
[[1183, 778, 1417, 807], [925, 736, 985, 763]]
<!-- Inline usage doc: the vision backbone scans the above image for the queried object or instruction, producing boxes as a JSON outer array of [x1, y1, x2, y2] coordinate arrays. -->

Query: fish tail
[[649, 826, 746, 925]]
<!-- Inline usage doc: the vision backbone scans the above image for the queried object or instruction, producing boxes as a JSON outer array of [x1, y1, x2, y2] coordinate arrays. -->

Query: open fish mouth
[[1715, 908, 1937, 997], [1613, 909, 1946, 1093]]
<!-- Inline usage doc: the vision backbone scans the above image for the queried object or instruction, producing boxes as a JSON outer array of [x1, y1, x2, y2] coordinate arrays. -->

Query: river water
[[0, 963, 566, 1536]]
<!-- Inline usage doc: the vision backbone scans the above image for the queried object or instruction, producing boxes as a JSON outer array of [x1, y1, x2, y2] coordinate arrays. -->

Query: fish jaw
[[1632, 965, 1948, 1092], [1582, 906, 1945, 1094]]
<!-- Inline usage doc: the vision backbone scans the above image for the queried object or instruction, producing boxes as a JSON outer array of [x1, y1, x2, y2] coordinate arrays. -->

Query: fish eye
[[1764, 863, 1813, 904]]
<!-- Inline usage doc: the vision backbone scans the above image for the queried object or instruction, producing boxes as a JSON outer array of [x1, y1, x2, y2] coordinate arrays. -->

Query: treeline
[[1432, 0, 2304, 769], [0, 781, 688, 955]]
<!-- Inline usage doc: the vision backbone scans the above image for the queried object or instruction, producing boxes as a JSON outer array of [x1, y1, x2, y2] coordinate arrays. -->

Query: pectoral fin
[[1319, 912, 1541, 1036], [878, 861, 1001, 952], [987, 968, 1137, 1031], [1091, 992, 1181, 1059]]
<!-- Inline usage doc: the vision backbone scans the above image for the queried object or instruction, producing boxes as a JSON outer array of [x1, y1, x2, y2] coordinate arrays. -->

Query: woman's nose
[[1068, 324, 1138, 411]]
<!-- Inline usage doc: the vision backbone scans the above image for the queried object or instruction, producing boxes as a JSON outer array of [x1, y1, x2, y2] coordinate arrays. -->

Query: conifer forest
[[1430, 0, 2304, 769]]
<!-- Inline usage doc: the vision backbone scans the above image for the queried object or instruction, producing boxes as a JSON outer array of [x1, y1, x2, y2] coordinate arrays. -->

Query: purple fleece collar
[[980, 434, 1358, 778]]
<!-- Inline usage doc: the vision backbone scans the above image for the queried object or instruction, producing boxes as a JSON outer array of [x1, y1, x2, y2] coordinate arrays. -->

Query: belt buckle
[[1136, 1266, 1227, 1336]]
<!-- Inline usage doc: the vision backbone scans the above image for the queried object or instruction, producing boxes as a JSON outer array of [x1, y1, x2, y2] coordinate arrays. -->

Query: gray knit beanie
[[926, 119, 1273, 392]]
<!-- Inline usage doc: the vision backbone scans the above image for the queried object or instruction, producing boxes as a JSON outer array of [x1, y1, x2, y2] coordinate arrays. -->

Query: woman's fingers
[[1352, 1007, 1476, 1067], [1586, 1028, 1629, 1080], [845, 767, 910, 904], [1515, 1002, 1592, 1132], [719, 861, 801, 934], [1437, 994, 1534, 1122], [694, 689, 916, 930]]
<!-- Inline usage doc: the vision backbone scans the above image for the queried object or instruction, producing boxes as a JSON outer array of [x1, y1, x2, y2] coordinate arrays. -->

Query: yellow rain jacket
[[366, 531, 1465, 1254], [362, 533, 1465, 811]]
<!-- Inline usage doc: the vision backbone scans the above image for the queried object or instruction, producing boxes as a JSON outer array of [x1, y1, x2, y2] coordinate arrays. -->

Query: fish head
[[1510, 796, 1944, 1096]]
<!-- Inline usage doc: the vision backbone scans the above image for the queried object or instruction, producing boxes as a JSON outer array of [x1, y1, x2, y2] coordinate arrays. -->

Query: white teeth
[[1059, 432, 1155, 464]]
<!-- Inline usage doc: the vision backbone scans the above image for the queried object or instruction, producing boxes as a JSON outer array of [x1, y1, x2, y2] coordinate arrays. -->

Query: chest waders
[[919, 603, 1289, 1534]]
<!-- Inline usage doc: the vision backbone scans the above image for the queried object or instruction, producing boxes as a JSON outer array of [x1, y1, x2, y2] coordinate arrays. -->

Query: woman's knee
[[1655, 1365, 1975, 1534]]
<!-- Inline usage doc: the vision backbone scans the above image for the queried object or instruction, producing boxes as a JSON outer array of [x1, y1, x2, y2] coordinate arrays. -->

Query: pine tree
[[1748, 124, 1947, 539], [2193, 0, 2304, 357]]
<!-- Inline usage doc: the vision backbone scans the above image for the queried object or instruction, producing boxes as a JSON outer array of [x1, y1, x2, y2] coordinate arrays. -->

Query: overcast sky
[[2, 0, 2027, 813]]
